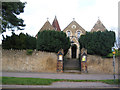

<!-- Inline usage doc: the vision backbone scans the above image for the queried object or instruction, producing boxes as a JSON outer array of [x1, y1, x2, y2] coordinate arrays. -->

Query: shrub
[[25, 34, 36, 49], [103, 49, 120, 58], [2, 33, 36, 50], [79, 30, 115, 56], [36, 30, 71, 55], [26, 49, 33, 55]]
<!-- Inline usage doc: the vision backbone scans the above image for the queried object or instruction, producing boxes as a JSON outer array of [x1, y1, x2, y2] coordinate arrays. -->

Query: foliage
[[2, 2, 26, 33], [37, 30, 71, 55], [2, 77, 119, 85], [2, 33, 36, 50], [26, 49, 33, 55], [25, 34, 36, 49], [79, 31, 115, 56], [105, 49, 120, 58]]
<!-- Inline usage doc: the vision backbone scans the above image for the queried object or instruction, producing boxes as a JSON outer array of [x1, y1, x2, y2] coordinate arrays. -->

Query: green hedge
[[2, 33, 36, 50], [37, 30, 71, 55], [79, 30, 115, 56]]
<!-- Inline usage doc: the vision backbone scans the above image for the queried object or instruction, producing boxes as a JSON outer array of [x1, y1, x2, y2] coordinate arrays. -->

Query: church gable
[[91, 19, 107, 32], [63, 20, 86, 36], [40, 20, 55, 32], [35, 20, 55, 38]]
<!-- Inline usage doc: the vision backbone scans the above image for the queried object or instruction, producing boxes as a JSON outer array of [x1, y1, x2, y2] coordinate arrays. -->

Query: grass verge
[[2, 77, 119, 85]]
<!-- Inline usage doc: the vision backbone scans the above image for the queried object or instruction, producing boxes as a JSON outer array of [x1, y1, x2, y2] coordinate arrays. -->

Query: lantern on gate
[[57, 49, 64, 73], [81, 52, 87, 73], [58, 51, 63, 61], [82, 52, 87, 62]]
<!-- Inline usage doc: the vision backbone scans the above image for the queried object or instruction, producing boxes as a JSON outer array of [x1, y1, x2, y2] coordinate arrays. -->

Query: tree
[[19, 33, 26, 49], [25, 34, 36, 49], [2, 33, 36, 50], [1, 2, 26, 33], [79, 31, 115, 56], [37, 30, 71, 55]]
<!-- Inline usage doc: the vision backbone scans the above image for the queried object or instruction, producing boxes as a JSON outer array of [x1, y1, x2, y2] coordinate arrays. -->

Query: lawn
[[2, 77, 119, 85]]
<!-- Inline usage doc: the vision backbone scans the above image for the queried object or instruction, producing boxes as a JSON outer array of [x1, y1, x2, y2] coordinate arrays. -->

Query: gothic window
[[77, 31, 80, 38], [67, 31, 71, 37]]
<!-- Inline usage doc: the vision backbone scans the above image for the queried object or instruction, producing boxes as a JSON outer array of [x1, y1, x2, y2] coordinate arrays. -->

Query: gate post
[[57, 49, 64, 73], [81, 48, 88, 73]]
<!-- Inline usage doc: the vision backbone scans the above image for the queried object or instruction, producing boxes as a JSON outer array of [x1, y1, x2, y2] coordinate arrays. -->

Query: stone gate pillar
[[81, 48, 88, 73]]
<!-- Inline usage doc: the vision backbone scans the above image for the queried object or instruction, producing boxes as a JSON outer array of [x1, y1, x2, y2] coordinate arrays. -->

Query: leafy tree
[[2, 33, 36, 50], [2, 2, 26, 33], [37, 30, 71, 55], [79, 31, 115, 56], [19, 33, 26, 49], [26, 34, 36, 49]]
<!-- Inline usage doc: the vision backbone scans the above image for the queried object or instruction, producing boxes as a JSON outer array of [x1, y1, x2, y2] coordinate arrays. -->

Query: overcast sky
[[1, 0, 119, 44]]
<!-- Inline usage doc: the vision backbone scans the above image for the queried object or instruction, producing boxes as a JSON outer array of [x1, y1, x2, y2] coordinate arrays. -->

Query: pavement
[[2, 72, 119, 80], [1, 72, 120, 89], [1, 82, 119, 89]]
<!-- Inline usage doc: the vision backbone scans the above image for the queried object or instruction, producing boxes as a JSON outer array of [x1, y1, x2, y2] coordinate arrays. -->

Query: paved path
[[1, 72, 119, 89], [1, 82, 119, 89], [2, 72, 118, 80]]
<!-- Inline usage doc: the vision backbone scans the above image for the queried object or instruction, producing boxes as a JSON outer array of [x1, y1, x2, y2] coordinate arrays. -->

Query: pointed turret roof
[[52, 16, 61, 31], [91, 19, 107, 32]]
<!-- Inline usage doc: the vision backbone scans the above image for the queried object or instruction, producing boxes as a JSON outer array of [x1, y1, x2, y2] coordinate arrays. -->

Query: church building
[[36, 16, 61, 37], [63, 19, 86, 59], [91, 18, 107, 32], [36, 16, 107, 59]]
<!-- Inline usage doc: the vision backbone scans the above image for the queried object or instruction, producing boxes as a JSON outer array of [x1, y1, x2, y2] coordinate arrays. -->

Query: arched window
[[67, 31, 71, 37], [77, 31, 80, 38]]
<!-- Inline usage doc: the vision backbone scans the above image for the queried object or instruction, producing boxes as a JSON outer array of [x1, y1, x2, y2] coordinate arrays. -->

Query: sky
[[1, 0, 120, 44]]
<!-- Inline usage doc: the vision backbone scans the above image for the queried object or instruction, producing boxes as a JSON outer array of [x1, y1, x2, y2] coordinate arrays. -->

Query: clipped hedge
[[37, 30, 71, 55]]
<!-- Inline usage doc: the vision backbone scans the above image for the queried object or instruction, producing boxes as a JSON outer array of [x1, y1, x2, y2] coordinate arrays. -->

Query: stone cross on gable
[[73, 18, 75, 21], [47, 17, 49, 21]]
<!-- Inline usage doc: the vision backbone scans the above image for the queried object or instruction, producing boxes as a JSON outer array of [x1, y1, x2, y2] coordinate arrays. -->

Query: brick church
[[36, 16, 107, 59]]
